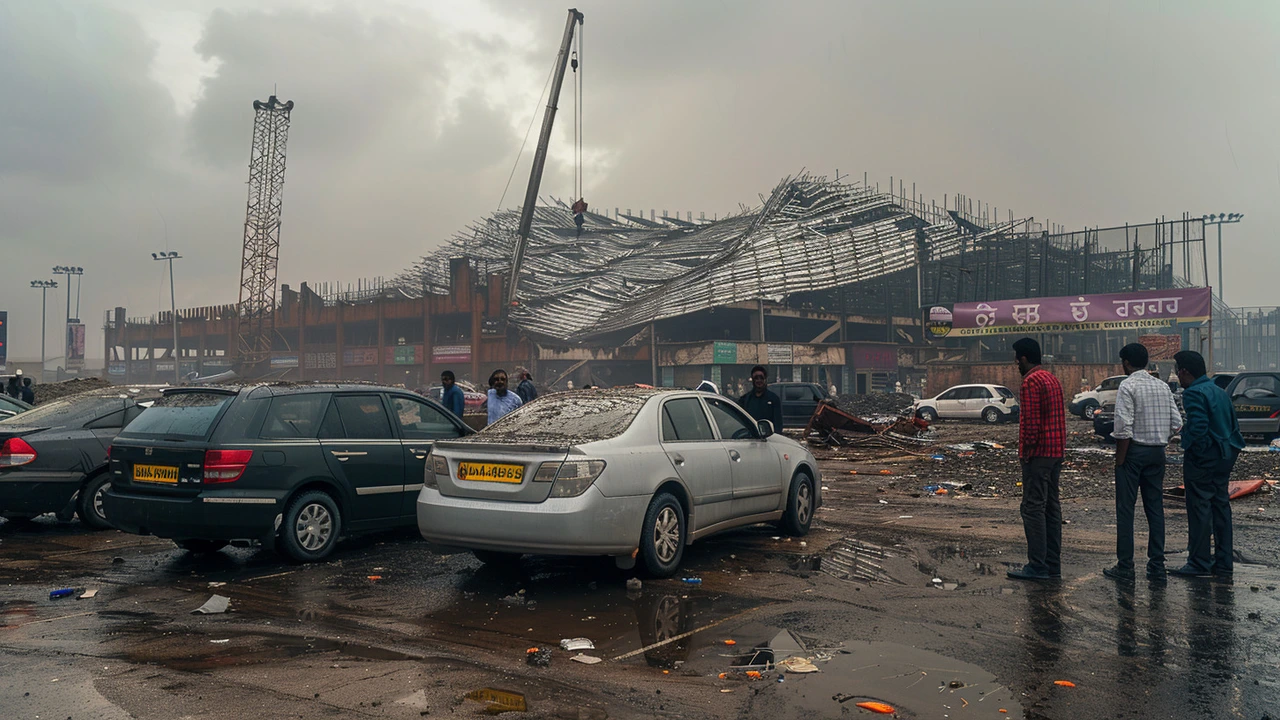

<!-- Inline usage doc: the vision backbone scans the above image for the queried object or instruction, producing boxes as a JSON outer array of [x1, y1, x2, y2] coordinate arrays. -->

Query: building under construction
[[103, 174, 1218, 392]]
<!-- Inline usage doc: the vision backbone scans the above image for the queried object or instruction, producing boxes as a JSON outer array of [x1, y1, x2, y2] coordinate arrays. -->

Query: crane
[[506, 8, 584, 309]]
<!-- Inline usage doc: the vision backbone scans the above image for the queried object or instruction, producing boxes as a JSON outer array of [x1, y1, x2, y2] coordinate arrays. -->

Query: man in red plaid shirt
[[1009, 337, 1066, 581]]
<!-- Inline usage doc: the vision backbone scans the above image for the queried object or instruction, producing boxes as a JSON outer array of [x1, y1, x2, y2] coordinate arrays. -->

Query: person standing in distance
[[440, 370, 465, 419], [1008, 338, 1066, 581], [738, 365, 783, 432], [1105, 343, 1182, 582], [1170, 350, 1244, 578], [514, 367, 539, 404], [486, 369, 523, 425]]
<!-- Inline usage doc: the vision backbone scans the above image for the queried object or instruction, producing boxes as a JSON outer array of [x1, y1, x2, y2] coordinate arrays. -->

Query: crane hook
[[571, 51, 578, 72]]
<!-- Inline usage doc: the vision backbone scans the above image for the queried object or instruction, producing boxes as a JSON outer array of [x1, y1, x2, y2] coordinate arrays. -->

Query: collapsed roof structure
[[396, 174, 1018, 342]]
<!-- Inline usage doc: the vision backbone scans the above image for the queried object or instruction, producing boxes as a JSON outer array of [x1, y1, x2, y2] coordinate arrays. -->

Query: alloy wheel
[[295, 503, 333, 551], [796, 482, 812, 525], [653, 506, 680, 563]]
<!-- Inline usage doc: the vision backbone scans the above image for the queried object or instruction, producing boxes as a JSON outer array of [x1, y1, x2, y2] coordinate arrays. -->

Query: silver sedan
[[416, 388, 821, 577]]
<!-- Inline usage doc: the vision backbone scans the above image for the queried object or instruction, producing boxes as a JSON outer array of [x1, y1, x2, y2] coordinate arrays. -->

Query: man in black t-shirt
[[738, 365, 783, 431]]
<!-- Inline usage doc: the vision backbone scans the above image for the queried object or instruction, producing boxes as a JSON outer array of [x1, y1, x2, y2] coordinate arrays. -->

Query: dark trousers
[[1115, 444, 1166, 573], [1020, 457, 1063, 575], [1183, 450, 1237, 573]]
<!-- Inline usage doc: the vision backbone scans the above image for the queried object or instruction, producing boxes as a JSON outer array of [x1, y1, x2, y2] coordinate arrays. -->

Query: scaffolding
[[1214, 306, 1280, 372]]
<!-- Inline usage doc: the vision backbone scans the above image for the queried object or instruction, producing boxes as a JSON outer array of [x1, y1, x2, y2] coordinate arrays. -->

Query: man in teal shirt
[[1171, 350, 1245, 578]]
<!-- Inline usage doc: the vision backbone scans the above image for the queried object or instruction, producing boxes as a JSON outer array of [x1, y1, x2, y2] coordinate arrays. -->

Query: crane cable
[[571, 23, 583, 201]]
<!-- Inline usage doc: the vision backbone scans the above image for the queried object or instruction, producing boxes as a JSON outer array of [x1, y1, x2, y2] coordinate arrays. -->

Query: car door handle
[[728, 450, 742, 462], [670, 453, 685, 466], [330, 451, 368, 462], [410, 448, 429, 458]]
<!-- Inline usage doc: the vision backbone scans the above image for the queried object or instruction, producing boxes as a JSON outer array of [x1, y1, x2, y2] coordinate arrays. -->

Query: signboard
[[343, 348, 379, 366], [944, 288, 1212, 337], [0, 311, 7, 368], [710, 365, 722, 387], [155, 361, 175, 372], [270, 355, 299, 369], [712, 341, 737, 365], [848, 343, 897, 370], [305, 351, 337, 370], [432, 344, 472, 364], [926, 306, 953, 338], [1139, 334, 1182, 361], [765, 344, 794, 365], [385, 345, 422, 365], [202, 358, 234, 368], [65, 323, 86, 370], [108, 362, 126, 376]]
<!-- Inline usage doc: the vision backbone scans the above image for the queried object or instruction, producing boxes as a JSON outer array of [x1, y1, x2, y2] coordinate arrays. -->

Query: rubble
[[32, 377, 113, 404], [831, 393, 917, 418]]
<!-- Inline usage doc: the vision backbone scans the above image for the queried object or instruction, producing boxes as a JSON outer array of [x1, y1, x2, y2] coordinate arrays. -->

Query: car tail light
[[532, 460, 606, 498], [203, 449, 253, 484], [1270, 409, 1280, 419], [425, 453, 447, 489], [0, 437, 37, 467]]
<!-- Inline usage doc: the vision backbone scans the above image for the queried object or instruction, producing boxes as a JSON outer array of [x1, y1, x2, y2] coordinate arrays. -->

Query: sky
[[2, 0, 1278, 364]]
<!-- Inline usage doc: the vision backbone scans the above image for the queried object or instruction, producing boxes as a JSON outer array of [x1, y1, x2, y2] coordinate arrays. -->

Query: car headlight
[[532, 460, 607, 498]]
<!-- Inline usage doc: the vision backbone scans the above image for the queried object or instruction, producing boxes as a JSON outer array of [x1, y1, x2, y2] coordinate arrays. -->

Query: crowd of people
[[5, 369, 35, 404], [1009, 338, 1242, 583]]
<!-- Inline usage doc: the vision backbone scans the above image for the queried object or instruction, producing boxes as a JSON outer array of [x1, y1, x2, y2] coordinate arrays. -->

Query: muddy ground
[[2, 417, 1278, 719]]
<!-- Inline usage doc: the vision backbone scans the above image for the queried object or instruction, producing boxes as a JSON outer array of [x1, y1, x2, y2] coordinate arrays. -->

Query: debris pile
[[804, 403, 929, 450], [32, 377, 112, 404], [831, 393, 917, 419]]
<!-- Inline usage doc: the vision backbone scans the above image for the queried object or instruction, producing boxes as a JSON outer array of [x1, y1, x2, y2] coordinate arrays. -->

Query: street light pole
[[29, 279, 58, 380], [1201, 213, 1243, 302], [152, 252, 182, 384]]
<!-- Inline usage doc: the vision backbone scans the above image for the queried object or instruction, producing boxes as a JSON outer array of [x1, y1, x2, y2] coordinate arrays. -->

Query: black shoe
[[1146, 567, 1167, 581], [1212, 570, 1234, 581], [1007, 565, 1055, 581], [1169, 564, 1212, 578], [1103, 565, 1136, 581]]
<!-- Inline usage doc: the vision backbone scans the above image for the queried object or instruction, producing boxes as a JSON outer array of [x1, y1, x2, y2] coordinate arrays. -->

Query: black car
[[768, 382, 830, 429], [103, 383, 473, 562], [0, 387, 161, 527], [1222, 372, 1280, 439]]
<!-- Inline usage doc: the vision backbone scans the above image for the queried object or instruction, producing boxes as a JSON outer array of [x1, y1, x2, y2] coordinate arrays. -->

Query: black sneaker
[[1103, 565, 1136, 581], [1007, 565, 1055, 581], [1169, 564, 1212, 578], [1146, 567, 1167, 581]]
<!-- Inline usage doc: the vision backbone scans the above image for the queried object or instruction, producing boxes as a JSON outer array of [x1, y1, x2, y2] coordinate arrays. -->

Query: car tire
[[640, 492, 685, 578], [780, 470, 816, 536], [982, 407, 1002, 424], [1081, 401, 1099, 420], [76, 474, 113, 530], [472, 550, 522, 567], [175, 539, 229, 554], [278, 490, 342, 563], [918, 407, 938, 422]]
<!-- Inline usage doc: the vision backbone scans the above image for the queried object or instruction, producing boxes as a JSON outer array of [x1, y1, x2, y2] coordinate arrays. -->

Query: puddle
[[108, 625, 422, 672], [465, 687, 528, 714], [820, 539, 905, 584], [774, 640, 1022, 718]]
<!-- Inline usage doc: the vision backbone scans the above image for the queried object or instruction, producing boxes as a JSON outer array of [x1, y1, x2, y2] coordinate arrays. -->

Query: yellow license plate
[[133, 463, 180, 484], [456, 462, 524, 483]]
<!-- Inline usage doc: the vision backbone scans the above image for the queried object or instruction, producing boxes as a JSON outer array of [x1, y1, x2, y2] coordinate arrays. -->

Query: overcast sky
[[2, 0, 1278, 364]]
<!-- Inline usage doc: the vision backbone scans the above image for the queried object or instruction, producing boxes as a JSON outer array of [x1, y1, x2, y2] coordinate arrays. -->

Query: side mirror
[[757, 420, 774, 438]]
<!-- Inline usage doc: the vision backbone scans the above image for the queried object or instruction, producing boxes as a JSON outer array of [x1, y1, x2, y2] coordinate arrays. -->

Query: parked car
[[416, 388, 820, 577], [0, 394, 32, 420], [1221, 372, 1280, 439], [1092, 401, 1116, 442], [1211, 372, 1238, 390], [913, 384, 1019, 424], [1069, 375, 1126, 419], [768, 382, 830, 429], [425, 380, 487, 414], [103, 383, 473, 561], [0, 387, 161, 527]]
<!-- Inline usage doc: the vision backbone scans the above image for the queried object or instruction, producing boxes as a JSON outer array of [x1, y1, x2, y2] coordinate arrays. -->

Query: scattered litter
[[681, 577, 702, 585], [849, 470, 858, 475], [570, 654, 602, 665], [855, 701, 897, 714], [878, 499, 889, 504], [779, 656, 819, 673], [210, 639, 230, 644], [935, 488, 949, 495], [745, 671, 762, 679], [718, 673, 727, 679], [366, 575, 383, 582], [931, 577, 943, 584], [720, 688, 733, 693], [49, 589, 75, 600], [525, 647, 552, 668], [879, 469, 893, 475], [723, 639, 737, 646], [560, 638, 595, 652], [943, 582, 959, 591], [207, 582, 226, 588], [898, 515, 913, 519], [111, 557, 125, 564], [1054, 680, 1076, 688], [821, 486, 829, 491], [625, 578, 642, 592], [192, 594, 230, 615], [77, 589, 99, 600]]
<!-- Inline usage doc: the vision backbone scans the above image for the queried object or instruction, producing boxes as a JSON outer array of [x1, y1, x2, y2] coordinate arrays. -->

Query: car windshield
[[465, 390, 649, 445], [118, 391, 234, 440]]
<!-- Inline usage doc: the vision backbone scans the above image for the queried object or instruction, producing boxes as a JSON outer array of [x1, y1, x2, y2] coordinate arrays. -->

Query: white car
[[1069, 375, 1126, 419], [914, 384, 1019, 424]]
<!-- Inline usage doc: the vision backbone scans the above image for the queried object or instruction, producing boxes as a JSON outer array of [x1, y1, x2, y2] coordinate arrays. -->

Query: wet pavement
[[2, 424, 1279, 719]]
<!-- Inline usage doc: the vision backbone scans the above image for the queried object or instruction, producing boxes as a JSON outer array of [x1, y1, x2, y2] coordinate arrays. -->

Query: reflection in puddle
[[464, 687, 528, 714], [777, 640, 1022, 717], [820, 539, 903, 584]]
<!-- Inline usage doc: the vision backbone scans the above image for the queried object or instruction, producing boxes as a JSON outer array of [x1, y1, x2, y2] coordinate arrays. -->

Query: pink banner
[[935, 287, 1211, 337]]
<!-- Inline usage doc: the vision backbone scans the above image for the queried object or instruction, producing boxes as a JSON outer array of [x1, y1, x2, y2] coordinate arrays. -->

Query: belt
[[1131, 441, 1168, 448]]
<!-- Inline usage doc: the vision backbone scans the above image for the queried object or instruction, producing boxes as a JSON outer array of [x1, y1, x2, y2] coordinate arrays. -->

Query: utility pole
[[29, 280, 58, 380], [1201, 213, 1242, 302], [153, 252, 182, 383], [507, 8, 585, 309]]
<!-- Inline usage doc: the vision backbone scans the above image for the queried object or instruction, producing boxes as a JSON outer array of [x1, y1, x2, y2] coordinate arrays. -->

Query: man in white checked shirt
[[1104, 343, 1183, 582]]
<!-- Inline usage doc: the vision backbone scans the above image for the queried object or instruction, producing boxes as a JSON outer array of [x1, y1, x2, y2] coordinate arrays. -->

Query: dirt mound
[[33, 377, 113, 405], [832, 393, 916, 418]]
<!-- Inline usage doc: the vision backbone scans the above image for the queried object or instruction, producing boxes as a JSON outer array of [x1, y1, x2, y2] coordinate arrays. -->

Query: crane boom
[[506, 8, 584, 309]]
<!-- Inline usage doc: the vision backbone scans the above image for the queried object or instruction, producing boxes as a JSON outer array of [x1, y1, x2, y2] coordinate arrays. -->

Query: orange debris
[[1054, 680, 1076, 687], [855, 701, 896, 714]]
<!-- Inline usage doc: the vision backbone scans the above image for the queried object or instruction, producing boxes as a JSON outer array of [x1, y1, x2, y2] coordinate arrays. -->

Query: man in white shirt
[[486, 369, 523, 425], [1106, 343, 1183, 581]]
